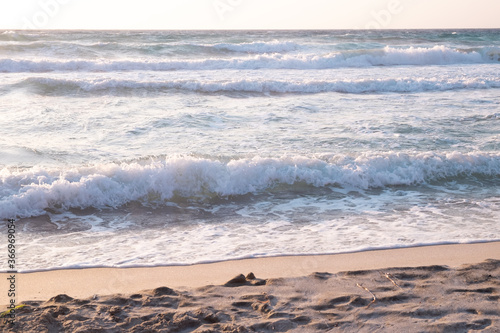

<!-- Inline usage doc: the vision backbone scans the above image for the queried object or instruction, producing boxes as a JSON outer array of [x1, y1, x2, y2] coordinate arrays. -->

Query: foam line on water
[[1, 152, 499, 219], [13, 75, 500, 95], [1, 46, 498, 72]]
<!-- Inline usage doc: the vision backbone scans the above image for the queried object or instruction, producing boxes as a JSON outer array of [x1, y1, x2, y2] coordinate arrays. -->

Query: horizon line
[[2, 27, 500, 31]]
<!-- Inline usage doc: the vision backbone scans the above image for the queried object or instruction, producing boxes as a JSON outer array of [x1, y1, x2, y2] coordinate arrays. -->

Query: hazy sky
[[1, 0, 499, 30]]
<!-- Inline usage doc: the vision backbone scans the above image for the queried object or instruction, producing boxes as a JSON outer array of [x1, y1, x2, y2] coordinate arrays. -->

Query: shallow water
[[0, 29, 499, 271]]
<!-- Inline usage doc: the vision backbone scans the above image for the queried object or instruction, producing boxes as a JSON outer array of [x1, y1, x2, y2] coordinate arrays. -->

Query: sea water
[[0, 29, 499, 271]]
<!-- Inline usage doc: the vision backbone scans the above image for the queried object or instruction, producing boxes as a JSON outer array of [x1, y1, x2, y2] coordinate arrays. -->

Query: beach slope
[[2, 242, 499, 332]]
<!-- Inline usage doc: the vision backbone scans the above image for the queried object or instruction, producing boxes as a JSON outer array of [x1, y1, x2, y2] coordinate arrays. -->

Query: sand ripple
[[4, 260, 499, 332]]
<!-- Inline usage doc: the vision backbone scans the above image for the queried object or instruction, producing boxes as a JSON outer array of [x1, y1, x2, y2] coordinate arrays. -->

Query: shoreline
[[2, 241, 499, 305], [12, 240, 500, 274]]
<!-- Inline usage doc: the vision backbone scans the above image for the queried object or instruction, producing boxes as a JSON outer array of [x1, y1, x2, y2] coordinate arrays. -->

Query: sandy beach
[[1, 242, 499, 332], [2, 28, 500, 332]]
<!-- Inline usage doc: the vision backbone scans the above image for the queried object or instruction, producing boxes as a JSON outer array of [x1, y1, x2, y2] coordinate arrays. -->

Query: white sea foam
[[16, 75, 500, 95], [1, 46, 497, 72], [1, 152, 499, 219], [2, 30, 500, 272]]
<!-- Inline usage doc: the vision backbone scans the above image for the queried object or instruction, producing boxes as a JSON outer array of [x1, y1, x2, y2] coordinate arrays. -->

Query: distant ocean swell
[[10, 76, 500, 95], [0, 39, 302, 54], [1, 152, 499, 219], [1, 46, 499, 73]]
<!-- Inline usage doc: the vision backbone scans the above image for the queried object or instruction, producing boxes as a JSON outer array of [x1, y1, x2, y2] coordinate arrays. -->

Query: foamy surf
[[1, 45, 498, 73], [1, 152, 499, 219], [8, 75, 500, 96], [1, 29, 499, 272]]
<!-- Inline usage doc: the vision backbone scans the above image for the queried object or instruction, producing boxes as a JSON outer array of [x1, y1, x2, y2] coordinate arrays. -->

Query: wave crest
[[15, 75, 500, 95], [1, 152, 499, 218], [1, 46, 497, 73]]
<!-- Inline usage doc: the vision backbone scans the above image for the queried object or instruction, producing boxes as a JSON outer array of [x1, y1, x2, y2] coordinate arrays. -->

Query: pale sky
[[0, 0, 499, 30]]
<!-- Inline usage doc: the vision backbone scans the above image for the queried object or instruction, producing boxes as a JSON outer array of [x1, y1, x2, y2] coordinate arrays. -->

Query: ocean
[[1, 29, 499, 272]]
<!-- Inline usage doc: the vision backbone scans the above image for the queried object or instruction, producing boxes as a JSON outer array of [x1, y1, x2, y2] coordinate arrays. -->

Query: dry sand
[[1, 242, 499, 332]]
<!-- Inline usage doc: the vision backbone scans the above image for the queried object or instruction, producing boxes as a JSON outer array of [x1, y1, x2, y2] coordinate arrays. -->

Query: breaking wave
[[13, 75, 500, 96], [1, 152, 499, 219], [1, 46, 498, 73]]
